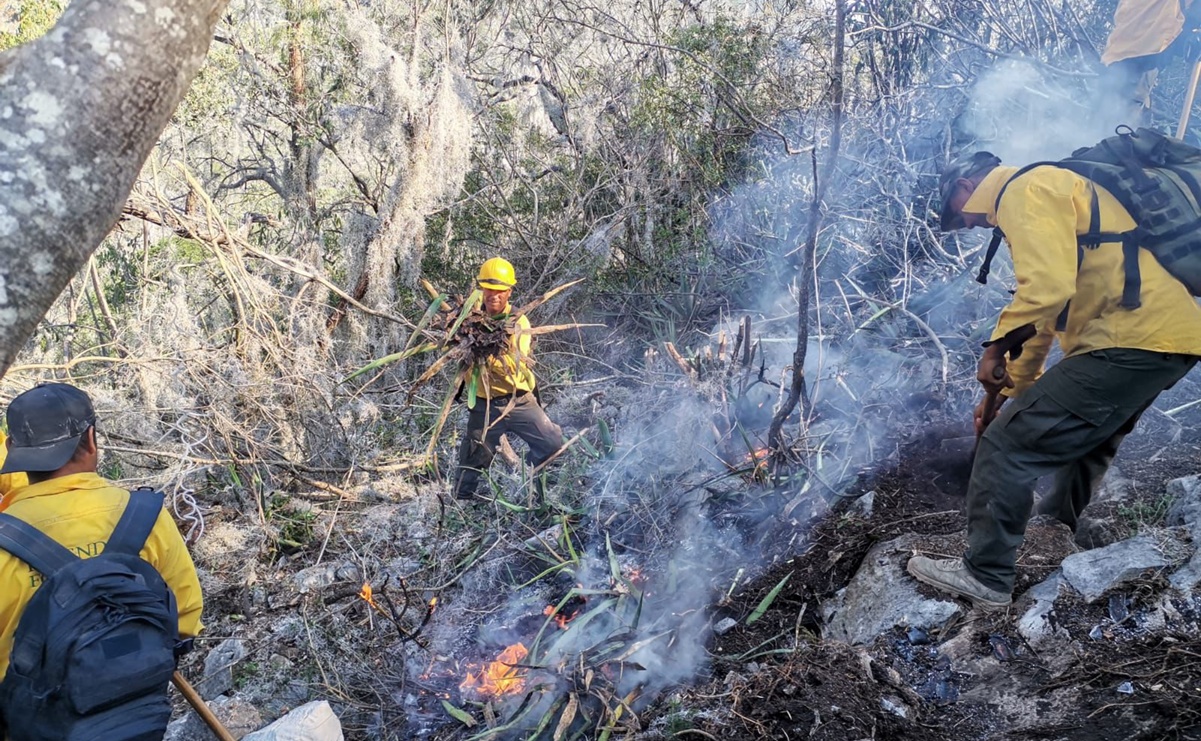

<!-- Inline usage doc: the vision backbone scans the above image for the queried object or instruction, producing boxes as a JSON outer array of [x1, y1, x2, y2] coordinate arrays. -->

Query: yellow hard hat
[[477, 257, 517, 290]]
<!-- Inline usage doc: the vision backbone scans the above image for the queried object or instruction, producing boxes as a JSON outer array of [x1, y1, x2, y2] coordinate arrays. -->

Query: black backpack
[[978, 127, 1201, 310], [0, 489, 181, 741]]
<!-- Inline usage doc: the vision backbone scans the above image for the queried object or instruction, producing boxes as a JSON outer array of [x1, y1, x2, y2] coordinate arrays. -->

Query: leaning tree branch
[[0, 0, 229, 376]]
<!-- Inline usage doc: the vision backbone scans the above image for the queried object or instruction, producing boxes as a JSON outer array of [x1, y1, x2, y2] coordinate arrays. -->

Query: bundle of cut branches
[[346, 278, 591, 460]]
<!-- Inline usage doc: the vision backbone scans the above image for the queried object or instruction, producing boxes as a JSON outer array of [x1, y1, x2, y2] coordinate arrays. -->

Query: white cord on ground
[[172, 486, 205, 544]]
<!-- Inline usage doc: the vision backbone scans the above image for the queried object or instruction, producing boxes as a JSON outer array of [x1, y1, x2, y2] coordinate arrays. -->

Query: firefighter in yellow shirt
[[0, 383, 204, 682], [453, 258, 566, 502], [907, 152, 1201, 610]]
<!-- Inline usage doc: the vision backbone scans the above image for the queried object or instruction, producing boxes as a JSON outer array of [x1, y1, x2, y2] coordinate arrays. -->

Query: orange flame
[[360, 583, 379, 610], [743, 447, 770, 463], [544, 605, 580, 629], [460, 643, 528, 697], [735, 447, 771, 477]]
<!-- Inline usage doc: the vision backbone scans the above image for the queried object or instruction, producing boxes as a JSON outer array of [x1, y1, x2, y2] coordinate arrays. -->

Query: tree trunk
[[0, 0, 228, 375], [768, 0, 846, 452]]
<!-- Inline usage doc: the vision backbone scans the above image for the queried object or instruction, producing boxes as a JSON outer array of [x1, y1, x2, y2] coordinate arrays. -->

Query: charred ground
[[647, 408, 1201, 741]]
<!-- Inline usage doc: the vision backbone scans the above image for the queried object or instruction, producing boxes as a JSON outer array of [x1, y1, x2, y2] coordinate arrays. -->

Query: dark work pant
[[964, 349, 1196, 593], [453, 392, 565, 498]]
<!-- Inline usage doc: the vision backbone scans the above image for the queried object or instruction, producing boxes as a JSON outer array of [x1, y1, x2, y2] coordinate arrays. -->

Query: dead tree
[[768, 0, 846, 453]]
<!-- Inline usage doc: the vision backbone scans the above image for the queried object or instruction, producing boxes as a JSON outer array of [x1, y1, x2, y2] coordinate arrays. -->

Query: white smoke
[[959, 59, 1125, 165]]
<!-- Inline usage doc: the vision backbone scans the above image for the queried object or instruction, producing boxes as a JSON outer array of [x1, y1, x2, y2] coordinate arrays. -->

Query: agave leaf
[[529, 695, 566, 739], [553, 694, 579, 741], [424, 367, 467, 460], [514, 561, 575, 590], [466, 364, 480, 409], [597, 417, 613, 455], [561, 517, 580, 565], [405, 294, 449, 351], [441, 700, 477, 727], [420, 278, 452, 311], [746, 573, 792, 625], [605, 532, 621, 585], [344, 343, 437, 383], [607, 631, 670, 664], [465, 689, 541, 740], [530, 595, 616, 661], [576, 434, 601, 459]]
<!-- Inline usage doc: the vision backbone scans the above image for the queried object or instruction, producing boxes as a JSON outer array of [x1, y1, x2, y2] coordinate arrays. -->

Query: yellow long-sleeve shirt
[[0, 473, 204, 680], [1102, 0, 1187, 65], [963, 164, 1201, 395], [481, 308, 537, 399]]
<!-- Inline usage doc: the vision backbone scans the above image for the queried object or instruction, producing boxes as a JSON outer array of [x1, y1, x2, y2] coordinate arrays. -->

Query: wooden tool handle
[[173, 671, 237, 741]]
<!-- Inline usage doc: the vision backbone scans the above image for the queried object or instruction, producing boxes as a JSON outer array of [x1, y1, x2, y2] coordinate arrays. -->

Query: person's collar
[[960, 165, 1020, 227], [3, 471, 109, 507]]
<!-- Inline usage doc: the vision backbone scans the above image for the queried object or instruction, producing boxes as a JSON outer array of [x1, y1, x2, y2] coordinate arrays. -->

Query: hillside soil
[[648, 409, 1201, 741]]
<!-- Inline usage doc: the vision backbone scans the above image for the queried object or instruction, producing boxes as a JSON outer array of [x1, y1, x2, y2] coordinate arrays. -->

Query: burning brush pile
[[392, 330, 834, 739], [416, 534, 715, 740], [345, 278, 589, 459]]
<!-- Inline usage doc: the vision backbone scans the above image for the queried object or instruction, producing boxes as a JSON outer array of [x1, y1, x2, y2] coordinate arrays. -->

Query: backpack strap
[[106, 489, 165, 556], [976, 228, 1005, 285], [1120, 233, 1143, 309], [0, 513, 78, 577], [997, 162, 1148, 312], [1056, 187, 1106, 331], [1071, 181, 1145, 310]]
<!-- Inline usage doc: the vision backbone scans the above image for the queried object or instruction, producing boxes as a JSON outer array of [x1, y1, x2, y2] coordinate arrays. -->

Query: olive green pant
[[453, 392, 565, 499], [965, 349, 1196, 594]]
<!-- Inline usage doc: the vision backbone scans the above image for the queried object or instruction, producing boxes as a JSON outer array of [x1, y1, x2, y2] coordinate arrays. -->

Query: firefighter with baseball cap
[[0, 382, 204, 688], [454, 258, 566, 502]]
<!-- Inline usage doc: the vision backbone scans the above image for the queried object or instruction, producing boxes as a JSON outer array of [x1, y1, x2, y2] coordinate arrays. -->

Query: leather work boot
[[906, 556, 1012, 611]]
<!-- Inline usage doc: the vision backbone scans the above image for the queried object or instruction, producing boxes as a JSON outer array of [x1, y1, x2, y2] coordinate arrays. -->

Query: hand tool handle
[[978, 365, 1007, 439], [173, 671, 237, 741]]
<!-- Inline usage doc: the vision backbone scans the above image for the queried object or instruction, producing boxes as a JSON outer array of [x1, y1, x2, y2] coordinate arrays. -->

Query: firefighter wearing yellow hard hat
[[454, 258, 565, 502]]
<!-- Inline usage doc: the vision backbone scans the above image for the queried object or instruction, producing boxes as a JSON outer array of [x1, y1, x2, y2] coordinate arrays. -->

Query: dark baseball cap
[[938, 151, 1001, 231], [1, 383, 96, 474]]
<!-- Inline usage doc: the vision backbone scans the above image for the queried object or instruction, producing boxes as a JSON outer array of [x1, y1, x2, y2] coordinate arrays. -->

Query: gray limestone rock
[[1167, 475, 1201, 538], [1091, 465, 1133, 504], [822, 534, 961, 645], [197, 638, 249, 700], [880, 695, 911, 719], [1017, 570, 1068, 646], [1169, 554, 1201, 592], [241, 701, 344, 741], [291, 562, 361, 594], [851, 490, 875, 518], [713, 617, 738, 636], [1061, 533, 1186, 603]]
